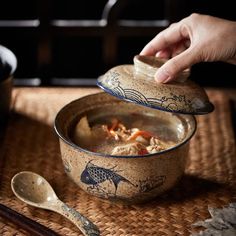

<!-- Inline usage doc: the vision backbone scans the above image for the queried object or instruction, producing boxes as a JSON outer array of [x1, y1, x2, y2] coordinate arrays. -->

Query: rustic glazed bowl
[[54, 92, 196, 204]]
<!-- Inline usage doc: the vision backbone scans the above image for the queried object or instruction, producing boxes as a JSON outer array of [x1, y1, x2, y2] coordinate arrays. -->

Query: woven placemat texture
[[0, 88, 235, 236]]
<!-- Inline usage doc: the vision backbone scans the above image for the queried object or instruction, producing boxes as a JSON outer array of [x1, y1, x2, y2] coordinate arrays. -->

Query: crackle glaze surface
[[54, 92, 196, 204], [97, 55, 214, 115]]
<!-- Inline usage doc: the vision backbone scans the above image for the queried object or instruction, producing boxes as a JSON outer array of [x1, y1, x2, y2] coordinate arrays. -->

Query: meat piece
[[108, 120, 131, 141], [146, 145, 165, 154], [150, 137, 161, 146], [111, 142, 146, 156], [147, 137, 175, 154]]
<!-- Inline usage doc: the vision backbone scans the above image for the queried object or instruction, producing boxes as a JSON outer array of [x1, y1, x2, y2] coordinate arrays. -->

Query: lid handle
[[133, 55, 190, 83]]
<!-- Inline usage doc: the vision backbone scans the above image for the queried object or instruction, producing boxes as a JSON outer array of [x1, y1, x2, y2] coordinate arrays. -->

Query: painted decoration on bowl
[[81, 161, 166, 200]]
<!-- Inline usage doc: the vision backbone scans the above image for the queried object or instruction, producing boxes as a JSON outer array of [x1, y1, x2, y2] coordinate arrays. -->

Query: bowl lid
[[97, 55, 214, 115]]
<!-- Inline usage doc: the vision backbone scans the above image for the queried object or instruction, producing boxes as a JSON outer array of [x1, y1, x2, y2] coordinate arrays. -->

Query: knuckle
[[189, 13, 200, 20], [169, 22, 177, 28], [179, 23, 189, 37]]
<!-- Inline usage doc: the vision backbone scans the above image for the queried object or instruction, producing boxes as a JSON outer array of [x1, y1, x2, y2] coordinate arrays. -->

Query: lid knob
[[134, 55, 190, 83]]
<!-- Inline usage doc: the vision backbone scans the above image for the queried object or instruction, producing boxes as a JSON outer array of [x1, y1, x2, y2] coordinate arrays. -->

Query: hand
[[140, 13, 236, 83]]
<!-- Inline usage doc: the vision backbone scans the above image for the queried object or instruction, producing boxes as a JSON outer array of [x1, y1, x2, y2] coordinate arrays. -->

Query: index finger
[[140, 22, 188, 56]]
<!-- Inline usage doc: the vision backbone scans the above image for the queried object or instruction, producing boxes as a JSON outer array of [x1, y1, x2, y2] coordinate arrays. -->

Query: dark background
[[0, 0, 235, 87]]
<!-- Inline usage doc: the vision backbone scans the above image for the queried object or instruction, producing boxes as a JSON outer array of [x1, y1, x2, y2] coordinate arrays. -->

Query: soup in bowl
[[54, 92, 196, 204]]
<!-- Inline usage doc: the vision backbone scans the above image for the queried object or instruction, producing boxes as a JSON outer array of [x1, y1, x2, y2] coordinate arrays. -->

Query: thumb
[[155, 48, 198, 83]]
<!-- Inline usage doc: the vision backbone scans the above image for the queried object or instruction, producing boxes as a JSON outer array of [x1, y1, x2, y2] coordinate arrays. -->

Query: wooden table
[[0, 87, 235, 236]]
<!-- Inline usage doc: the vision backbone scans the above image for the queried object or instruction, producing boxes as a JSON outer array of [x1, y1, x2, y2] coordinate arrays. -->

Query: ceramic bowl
[[54, 92, 196, 204]]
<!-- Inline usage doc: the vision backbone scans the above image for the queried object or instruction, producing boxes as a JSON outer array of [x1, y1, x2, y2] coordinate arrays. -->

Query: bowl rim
[[54, 92, 197, 159]]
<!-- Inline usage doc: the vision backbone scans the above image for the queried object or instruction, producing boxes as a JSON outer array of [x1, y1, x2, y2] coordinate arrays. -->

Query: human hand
[[140, 13, 236, 83]]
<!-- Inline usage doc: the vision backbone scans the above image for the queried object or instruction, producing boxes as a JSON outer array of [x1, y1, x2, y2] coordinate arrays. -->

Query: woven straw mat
[[0, 88, 235, 236]]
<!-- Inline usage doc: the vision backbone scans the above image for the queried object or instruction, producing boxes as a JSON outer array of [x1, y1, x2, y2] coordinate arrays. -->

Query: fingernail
[[140, 50, 145, 55], [155, 70, 170, 83]]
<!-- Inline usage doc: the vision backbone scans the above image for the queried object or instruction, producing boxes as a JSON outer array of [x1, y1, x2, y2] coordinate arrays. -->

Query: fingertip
[[154, 70, 170, 83], [139, 49, 146, 56], [161, 76, 173, 83], [155, 50, 171, 59], [140, 44, 151, 55], [140, 42, 160, 56]]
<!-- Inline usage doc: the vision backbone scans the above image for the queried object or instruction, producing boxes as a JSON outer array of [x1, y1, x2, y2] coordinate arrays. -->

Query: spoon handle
[[55, 200, 100, 236]]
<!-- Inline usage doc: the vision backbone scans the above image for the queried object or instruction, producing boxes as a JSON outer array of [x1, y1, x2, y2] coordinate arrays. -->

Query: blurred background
[[0, 0, 235, 87]]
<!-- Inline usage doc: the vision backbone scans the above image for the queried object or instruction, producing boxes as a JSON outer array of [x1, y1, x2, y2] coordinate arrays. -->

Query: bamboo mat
[[0, 88, 235, 236]]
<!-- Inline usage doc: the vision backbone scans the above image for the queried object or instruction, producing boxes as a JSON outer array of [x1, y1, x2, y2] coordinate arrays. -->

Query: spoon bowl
[[11, 171, 57, 207], [11, 171, 100, 236]]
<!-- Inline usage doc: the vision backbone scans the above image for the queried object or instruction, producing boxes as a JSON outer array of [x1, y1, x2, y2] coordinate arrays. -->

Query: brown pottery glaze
[[54, 92, 196, 204]]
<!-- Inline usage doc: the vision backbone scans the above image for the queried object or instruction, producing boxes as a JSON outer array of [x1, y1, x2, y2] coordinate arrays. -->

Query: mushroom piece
[[73, 116, 92, 147]]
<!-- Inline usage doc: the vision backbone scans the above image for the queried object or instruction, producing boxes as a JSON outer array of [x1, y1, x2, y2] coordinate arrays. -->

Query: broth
[[72, 113, 183, 156]]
